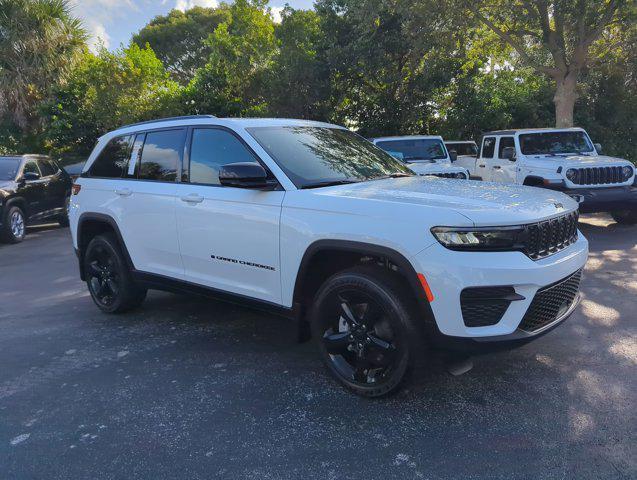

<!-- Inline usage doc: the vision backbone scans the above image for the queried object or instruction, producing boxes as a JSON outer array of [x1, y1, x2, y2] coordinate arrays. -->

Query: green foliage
[[184, 0, 277, 117], [266, 7, 331, 119], [41, 44, 181, 158], [132, 6, 231, 84], [0, 0, 86, 139]]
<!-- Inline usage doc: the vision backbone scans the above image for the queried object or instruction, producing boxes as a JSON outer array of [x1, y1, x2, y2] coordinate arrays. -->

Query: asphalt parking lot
[[0, 215, 635, 480]]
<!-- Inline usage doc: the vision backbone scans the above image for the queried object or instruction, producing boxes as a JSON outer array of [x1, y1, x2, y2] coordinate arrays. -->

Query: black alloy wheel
[[84, 233, 146, 313], [311, 266, 421, 397]]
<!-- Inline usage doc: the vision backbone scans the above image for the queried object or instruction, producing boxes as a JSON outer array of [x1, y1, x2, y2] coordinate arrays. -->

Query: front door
[[477, 137, 496, 180], [175, 127, 284, 304], [20, 159, 47, 218], [490, 136, 517, 183]]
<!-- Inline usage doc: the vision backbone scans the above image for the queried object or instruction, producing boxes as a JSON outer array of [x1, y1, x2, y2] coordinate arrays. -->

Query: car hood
[[524, 154, 633, 169], [407, 162, 468, 176], [311, 177, 578, 226]]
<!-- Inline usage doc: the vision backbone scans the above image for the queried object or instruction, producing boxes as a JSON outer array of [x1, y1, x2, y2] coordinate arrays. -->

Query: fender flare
[[77, 212, 136, 279], [522, 175, 546, 186], [2, 196, 29, 219], [292, 239, 437, 329]]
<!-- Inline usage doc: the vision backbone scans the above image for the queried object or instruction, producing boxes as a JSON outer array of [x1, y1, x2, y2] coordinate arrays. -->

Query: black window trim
[[80, 124, 281, 188]]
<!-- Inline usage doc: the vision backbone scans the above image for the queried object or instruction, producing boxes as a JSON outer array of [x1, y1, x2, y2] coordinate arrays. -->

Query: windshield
[[247, 126, 413, 188], [375, 138, 448, 162], [445, 142, 478, 156], [0, 157, 21, 181], [519, 131, 594, 155]]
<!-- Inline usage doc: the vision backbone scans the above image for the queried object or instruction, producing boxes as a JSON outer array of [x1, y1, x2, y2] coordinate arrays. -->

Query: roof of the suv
[[483, 127, 585, 136], [0, 154, 50, 159], [371, 135, 444, 143], [107, 116, 341, 139], [444, 140, 476, 144]]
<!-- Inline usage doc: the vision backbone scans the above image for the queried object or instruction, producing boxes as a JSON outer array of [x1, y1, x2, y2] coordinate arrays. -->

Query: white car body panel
[[69, 118, 588, 341]]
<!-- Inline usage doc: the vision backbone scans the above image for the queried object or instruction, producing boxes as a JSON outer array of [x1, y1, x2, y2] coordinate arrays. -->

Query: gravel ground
[[0, 214, 635, 479]]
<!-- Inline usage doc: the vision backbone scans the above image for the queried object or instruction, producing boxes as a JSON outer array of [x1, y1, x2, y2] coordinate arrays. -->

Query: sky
[[69, 0, 314, 53]]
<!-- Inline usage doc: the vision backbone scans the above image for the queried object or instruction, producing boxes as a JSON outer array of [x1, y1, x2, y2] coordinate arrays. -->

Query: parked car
[[0, 155, 72, 243], [62, 160, 86, 181], [445, 140, 479, 163], [371, 135, 470, 179], [70, 116, 587, 397], [454, 127, 637, 224]]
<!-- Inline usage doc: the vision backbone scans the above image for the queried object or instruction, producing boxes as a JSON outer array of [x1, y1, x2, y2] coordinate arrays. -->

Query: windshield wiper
[[375, 173, 413, 180], [300, 179, 358, 189]]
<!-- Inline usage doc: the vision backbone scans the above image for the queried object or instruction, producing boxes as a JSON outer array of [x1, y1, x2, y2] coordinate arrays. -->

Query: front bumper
[[411, 234, 588, 343], [547, 184, 637, 213]]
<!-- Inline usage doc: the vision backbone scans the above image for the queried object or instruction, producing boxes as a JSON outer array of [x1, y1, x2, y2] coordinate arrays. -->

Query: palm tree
[[0, 0, 86, 134]]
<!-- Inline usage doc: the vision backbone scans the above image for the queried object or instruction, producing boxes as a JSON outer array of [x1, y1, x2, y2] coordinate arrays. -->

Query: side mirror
[[594, 143, 602, 153], [22, 171, 41, 181], [219, 162, 275, 189], [502, 146, 517, 161], [448, 150, 458, 162]]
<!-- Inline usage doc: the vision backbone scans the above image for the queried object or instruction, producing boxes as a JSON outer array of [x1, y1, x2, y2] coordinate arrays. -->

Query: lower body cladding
[[559, 185, 637, 214], [413, 235, 588, 352]]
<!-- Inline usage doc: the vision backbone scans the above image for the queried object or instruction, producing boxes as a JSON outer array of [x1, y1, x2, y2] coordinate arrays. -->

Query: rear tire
[[309, 265, 424, 398], [611, 210, 637, 225], [1, 205, 26, 243], [84, 233, 147, 313]]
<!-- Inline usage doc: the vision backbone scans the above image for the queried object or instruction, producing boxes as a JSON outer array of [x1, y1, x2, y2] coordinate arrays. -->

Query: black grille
[[460, 286, 517, 327], [519, 269, 582, 332], [570, 166, 625, 185], [430, 172, 465, 179], [523, 211, 579, 260]]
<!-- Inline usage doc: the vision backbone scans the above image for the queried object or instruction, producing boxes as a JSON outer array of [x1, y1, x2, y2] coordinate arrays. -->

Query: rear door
[[174, 127, 284, 304], [116, 128, 186, 279], [477, 137, 496, 180]]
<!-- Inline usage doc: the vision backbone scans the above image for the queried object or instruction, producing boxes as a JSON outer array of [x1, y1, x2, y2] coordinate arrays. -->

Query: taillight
[[72, 184, 81, 195]]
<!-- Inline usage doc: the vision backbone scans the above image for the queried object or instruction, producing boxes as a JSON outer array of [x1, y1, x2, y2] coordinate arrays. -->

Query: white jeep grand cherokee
[[70, 116, 588, 397]]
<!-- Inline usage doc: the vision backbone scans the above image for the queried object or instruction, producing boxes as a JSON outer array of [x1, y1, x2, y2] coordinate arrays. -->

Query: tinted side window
[[38, 159, 56, 176], [189, 129, 259, 185], [498, 137, 515, 158], [89, 135, 133, 178], [23, 160, 40, 175], [481, 137, 496, 158], [139, 129, 185, 182]]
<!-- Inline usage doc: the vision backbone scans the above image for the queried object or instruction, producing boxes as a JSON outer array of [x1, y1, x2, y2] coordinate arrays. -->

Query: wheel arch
[[292, 240, 436, 332], [3, 196, 30, 219], [522, 175, 546, 187], [76, 212, 134, 280]]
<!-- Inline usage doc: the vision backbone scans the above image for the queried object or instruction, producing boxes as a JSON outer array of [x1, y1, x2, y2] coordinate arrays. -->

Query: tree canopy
[[1, 0, 635, 163]]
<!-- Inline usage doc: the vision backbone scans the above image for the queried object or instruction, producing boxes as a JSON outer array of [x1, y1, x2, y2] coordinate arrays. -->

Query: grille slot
[[519, 269, 582, 332], [570, 166, 624, 185], [460, 286, 519, 327], [523, 211, 579, 260]]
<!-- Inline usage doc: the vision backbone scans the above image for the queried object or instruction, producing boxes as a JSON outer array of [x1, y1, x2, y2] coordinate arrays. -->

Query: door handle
[[115, 188, 132, 197], [478, 164, 486, 168], [180, 193, 204, 204], [493, 166, 501, 170]]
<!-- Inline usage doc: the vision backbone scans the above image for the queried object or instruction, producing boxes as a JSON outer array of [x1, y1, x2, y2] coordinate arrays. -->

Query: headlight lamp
[[431, 226, 525, 251], [621, 165, 634, 181], [566, 168, 578, 182]]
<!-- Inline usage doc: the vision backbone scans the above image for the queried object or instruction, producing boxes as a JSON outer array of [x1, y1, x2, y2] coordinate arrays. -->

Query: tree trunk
[[553, 73, 578, 128]]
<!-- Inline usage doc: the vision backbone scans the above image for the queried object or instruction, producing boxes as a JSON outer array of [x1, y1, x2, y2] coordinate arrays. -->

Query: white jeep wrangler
[[454, 128, 637, 224], [371, 135, 470, 179], [70, 116, 588, 397]]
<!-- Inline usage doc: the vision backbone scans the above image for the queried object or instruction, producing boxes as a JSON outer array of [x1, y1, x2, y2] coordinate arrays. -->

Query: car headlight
[[431, 226, 525, 251], [566, 168, 578, 182], [621, 165, 634, 181]]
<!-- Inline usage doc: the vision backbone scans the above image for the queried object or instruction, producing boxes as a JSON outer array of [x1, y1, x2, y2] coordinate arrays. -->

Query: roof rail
[[117, 115, 217, 130]]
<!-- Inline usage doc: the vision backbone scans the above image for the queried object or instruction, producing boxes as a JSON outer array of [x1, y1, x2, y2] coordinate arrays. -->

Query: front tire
[[84, 233, 147, 313], [611, 210, 637, 225], [310, 265, 423, 398], [1, 206, 26, 243]]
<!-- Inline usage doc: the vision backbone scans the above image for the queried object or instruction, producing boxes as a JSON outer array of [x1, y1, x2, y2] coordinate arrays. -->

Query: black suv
[[0, 155, 72, 243]]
